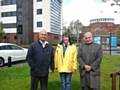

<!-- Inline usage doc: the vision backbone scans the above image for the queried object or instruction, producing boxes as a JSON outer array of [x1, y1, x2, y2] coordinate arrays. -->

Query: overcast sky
[[63, 0, 120, 26]]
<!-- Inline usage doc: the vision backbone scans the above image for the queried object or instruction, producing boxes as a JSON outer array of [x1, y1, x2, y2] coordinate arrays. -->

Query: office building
[[0, 0, 62, 44]]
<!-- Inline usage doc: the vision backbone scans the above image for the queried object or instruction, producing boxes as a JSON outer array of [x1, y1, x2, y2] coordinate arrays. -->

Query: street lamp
[[109, 32, 112, 55]]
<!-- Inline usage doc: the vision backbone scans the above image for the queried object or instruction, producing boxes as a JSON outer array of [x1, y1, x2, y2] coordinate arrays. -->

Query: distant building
[[33, 0, 62, 44], [0, 0, 17, 43], [0, 0, 62, 44], [82, 18, 120, 36], [81, 18, 120, 47]]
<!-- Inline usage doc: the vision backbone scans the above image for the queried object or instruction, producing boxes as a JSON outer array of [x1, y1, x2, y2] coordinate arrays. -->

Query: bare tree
[[63, 20, 83, 44]]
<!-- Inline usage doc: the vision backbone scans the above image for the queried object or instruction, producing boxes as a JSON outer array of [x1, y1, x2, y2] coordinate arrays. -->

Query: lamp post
[[109, 32, 112, 55]]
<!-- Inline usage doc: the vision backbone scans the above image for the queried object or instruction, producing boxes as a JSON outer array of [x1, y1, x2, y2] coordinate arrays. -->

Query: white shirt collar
[[39, 40, 48, 48]]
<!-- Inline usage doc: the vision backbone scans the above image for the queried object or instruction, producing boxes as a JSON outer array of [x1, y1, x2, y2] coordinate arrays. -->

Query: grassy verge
[[0, 55, 120, 90]]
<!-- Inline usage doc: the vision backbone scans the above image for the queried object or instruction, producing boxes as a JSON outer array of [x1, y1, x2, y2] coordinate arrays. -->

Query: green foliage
[[0, 55, 120, 90], [0, 22, 4, 34], [0, 22, 4, 41]]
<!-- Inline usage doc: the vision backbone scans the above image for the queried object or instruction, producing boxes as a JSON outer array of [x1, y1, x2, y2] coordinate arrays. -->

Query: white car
[[0, 43, 28, 66]]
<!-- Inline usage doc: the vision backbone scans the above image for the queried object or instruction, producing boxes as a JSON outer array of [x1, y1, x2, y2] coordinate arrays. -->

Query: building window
[[37, 0, 42, 2], [1, 0, 16, 5], [17, 25, 23, 34], [37, 22, 42, 27], [3, 23, 16, 28], [1, 11, 16, 17], [37, 9, 42, 14]]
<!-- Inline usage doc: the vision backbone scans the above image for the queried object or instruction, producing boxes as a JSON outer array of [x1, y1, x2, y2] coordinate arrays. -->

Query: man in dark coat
[[26, 30, 54, 90], [78, 32, 103, 90]]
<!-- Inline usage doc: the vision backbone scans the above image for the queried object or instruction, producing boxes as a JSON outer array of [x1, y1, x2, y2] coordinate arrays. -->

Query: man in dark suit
[[78, 32, 103, 90], [26, 30, 54, 90]]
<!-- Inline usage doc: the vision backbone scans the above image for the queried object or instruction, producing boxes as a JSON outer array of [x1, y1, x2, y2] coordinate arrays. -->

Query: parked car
[[0, 43, 28, 66]]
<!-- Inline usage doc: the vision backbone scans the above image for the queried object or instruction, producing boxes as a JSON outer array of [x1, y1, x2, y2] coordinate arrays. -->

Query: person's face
[[63, 36, 69, 45], [84, 35, 93, 44], [39, 31, 47, 42]]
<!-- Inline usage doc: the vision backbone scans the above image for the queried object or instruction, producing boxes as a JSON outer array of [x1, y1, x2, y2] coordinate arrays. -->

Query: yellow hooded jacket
[[54, 44, 77, 73]]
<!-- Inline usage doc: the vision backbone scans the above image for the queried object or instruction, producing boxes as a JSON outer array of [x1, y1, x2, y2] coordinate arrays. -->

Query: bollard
[[8, 57, 12, 67]]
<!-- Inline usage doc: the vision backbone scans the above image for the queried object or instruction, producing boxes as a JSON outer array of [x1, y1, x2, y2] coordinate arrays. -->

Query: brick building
[[81, 18, 120, 46], [82, 18, 120, 36]]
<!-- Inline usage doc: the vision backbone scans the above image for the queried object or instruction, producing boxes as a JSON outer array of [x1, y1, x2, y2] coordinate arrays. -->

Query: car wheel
[[0, 58, 4, 67]]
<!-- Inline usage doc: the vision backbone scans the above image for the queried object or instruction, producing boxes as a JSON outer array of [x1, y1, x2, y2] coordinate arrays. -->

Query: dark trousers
[[82, 87, 99, 90], [31, 75, 48, 90]]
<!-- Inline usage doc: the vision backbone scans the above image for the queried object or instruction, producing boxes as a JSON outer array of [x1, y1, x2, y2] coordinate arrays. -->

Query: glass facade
[[37, 0, 42, 2], [1, 0, 16, 5], [50, 0, 62, 34], [1, 11, 16, 17], [90, 18, 114, 24], [3, 23, 16, 28]]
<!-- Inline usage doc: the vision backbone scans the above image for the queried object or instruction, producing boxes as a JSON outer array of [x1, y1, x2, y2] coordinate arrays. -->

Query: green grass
[[0, 55, 120, 90]]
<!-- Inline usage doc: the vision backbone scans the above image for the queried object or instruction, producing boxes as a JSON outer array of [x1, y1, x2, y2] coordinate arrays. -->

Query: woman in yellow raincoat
[[54, 34, 77, 90]]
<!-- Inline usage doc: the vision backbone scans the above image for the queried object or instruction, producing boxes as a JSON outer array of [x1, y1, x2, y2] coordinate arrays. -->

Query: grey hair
[[83, 32, 93, 40], [39, 29, 47, 33], [84, 32, 93, 37]]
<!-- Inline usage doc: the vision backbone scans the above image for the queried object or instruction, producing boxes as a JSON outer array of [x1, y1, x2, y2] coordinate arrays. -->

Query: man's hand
[[84, 65, 92, 72]]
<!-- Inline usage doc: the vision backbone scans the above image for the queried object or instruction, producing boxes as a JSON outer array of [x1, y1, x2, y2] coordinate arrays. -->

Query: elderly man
[[26, 30, 54, 90], [78, 32, 103, 90]]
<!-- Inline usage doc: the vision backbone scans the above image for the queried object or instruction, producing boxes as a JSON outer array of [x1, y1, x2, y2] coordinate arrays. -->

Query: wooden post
[[111, 72, 117, 90], [116, 72, 120, 90]]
